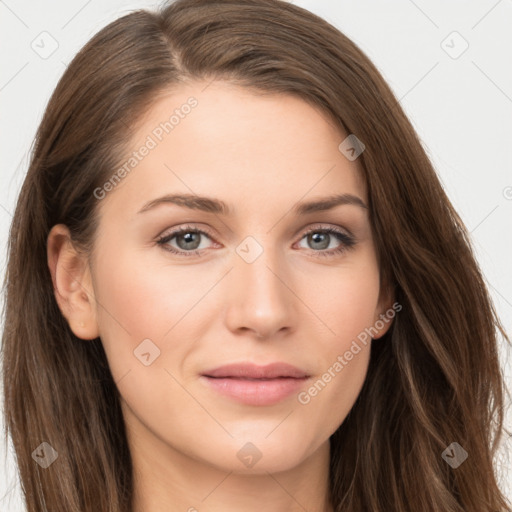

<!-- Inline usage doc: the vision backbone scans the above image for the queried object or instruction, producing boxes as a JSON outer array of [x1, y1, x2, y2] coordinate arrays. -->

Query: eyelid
[[295, 222, 355, 240], [157, 223, 218, 244]]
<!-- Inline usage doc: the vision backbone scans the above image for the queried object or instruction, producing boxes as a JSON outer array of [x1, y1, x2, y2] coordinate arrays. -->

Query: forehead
[[97, 80, 367, 219]]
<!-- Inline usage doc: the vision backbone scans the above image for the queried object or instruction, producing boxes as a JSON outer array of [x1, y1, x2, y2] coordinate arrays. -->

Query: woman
[[2, 0, 510, 510]]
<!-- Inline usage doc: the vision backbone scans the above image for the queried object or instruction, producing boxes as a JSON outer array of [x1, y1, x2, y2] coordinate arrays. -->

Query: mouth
[[200, 362, 310, 406], [202, 362, 310, 379]]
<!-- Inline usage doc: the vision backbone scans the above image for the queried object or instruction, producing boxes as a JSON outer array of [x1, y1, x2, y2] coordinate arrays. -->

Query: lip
[[200, 362, 311, 406], [202, 362, 310, 379]]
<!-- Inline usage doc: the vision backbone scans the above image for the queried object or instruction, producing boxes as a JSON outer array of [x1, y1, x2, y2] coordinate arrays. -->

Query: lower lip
[[200, 376, 309, 406]]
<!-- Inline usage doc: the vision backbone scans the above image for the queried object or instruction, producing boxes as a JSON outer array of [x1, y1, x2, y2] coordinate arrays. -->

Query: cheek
[[293, 258, 379, 426], [91, 250, 207, 423], [93, 248, 212, 340], [298, 259, 381, 350], [91, 247, 208, 385], [298, 339, 370, 446]]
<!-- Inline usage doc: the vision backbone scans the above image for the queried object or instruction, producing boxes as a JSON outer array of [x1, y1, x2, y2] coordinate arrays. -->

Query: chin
[[203, 434, 321, 475]]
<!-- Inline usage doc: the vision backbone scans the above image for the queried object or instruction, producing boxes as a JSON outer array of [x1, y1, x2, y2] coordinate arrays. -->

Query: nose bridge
[[237, 233, 288, 304], [225, 232, 295, 338]]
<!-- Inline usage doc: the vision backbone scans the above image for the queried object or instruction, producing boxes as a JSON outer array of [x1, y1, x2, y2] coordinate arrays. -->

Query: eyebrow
[[137, 192, 368, 216]]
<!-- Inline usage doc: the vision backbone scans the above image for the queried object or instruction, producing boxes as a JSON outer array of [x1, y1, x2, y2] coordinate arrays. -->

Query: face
[[71, 81, 392, 475]]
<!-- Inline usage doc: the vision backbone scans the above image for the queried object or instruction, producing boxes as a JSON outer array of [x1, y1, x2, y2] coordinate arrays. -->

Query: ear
[[371, 278, 397, 340], [47, 224, 99, 340]]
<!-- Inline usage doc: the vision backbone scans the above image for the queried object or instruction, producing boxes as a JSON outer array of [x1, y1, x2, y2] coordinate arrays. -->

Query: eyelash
[[156, 224, 356, 259]]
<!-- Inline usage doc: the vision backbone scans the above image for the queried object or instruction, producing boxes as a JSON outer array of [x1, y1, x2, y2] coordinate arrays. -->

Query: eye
[[156, 224, 356, 258], [156, 224, 215, 257], [295, 225, 356, 258]]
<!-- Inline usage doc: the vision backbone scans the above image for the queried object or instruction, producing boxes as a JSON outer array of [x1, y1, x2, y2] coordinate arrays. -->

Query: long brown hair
[[2, 0, 510, 510]]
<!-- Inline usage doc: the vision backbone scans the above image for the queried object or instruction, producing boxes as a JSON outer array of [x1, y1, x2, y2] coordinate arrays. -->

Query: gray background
[[1, 0, 511, 509]]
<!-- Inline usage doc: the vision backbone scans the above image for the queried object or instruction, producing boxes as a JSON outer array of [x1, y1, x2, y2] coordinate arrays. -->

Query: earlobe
[[372, 282, 396, 340], [372, 311, 394, 340], [47, 224, 99, 340]]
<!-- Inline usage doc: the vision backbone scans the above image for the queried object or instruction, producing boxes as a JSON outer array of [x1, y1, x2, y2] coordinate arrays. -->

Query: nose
[[223, 243, 297, 341]]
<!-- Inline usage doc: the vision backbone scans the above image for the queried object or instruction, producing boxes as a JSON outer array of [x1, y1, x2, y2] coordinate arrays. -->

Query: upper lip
[[202, 362, 310, 379]]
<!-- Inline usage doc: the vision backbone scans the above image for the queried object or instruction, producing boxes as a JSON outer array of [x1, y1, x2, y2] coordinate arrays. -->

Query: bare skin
[[47, 80, 394, 512]]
